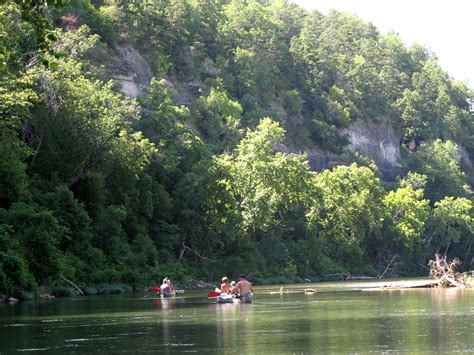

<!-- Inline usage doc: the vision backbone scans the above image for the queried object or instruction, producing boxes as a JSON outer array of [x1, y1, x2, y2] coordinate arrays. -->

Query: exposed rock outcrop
[[306, 149, 339, 172], [458, 145, 473, 167], [108, 44, 405, 180], [110, 45, 152, 98], [341, 121, 402, 180]]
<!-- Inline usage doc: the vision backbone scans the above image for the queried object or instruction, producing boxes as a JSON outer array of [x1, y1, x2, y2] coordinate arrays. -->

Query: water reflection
[[152, 298, 172, 354], [213, 302, 255, 351], [0, 284, 473, 353], [151, 297, 189, 354]]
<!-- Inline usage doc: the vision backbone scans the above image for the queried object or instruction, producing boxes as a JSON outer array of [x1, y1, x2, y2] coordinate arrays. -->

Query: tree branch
[[60, 276, 85, 296], [179, 241, 210, 260]]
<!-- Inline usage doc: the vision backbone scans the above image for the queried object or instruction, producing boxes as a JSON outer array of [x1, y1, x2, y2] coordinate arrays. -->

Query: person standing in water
[[232, 274, 253, 297]]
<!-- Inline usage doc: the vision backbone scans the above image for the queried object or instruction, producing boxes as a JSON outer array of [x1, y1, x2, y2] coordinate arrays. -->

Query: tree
[[307, 163, 385, 272], [425, 196, 473, 259], [39, 185, 106, 282], [0, 7, 39, 207], [403, 139, 468, 203], [0, 203, 65, 287], [378, 185, 430, 273], [0, 224, 37, 294], [193, 86, 242, 150], [395, 61, 470, 144], [92, 205, 129, 266], [398, 171, 427, 190], [172, 159, 242, 265], [215, 117, 315, 234], [138, 78, 196, 174], [27, 56, 154, 187]]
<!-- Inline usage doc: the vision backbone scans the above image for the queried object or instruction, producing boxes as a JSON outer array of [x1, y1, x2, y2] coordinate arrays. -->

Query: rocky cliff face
[[342, 121, 402, 180], [110, 45, 403, 180], [110, 45, 152, 98]]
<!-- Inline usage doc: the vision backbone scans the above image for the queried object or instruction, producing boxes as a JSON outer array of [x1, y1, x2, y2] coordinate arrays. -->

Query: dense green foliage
[[1, 0, 473, 295]]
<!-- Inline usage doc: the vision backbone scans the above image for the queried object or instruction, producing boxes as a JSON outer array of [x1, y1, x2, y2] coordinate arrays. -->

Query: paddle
[[208, 291, 221, 298]]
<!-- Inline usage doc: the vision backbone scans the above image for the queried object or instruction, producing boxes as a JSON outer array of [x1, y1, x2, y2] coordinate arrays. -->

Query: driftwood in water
[[382, 279, 439, 289], [268, 287, 317, 295], [428, 254, 468, 288], [347, 276, 376, 280], [362, 279, 440, 291]]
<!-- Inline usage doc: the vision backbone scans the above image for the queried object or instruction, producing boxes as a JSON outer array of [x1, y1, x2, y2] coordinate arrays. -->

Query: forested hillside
[[1, 0, 473, 296]]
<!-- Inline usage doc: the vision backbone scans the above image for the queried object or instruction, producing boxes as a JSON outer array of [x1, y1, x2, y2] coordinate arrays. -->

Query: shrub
[[51, 286, 75, 298]]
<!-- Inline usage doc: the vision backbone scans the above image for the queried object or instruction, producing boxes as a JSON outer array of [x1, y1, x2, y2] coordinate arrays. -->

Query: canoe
[[213, 293, 253, 304], [216, 294, 235, 303], [160, 292, 176, 298]]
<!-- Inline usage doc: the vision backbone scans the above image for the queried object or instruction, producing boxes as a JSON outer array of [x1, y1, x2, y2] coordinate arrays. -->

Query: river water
[[1, 280, 473, 353]]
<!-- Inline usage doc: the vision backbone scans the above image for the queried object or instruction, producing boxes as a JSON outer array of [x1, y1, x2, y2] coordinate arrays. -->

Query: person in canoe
[[232, 274, 253, 298], [220, 277, 231, 294], [160, 277, 176, 295]]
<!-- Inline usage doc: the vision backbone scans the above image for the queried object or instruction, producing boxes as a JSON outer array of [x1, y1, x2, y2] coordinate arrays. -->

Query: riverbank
[[0, 276, 309, 303], [2, 273, 472, 304]]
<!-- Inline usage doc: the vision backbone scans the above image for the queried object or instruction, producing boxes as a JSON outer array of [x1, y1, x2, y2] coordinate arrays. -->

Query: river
[[1, 279, 473, 353]]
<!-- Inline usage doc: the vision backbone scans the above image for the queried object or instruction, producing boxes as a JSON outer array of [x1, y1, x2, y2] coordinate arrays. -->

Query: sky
[[291, 0, 473, 87]]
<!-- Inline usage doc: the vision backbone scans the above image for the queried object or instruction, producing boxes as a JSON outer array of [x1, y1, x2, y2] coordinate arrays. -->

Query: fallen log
[[348, 276, 376, 280], [362, 279, 439, 291]]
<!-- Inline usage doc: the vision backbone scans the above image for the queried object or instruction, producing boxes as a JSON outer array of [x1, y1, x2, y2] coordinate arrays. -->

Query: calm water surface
[[1, 280, 473, 353]]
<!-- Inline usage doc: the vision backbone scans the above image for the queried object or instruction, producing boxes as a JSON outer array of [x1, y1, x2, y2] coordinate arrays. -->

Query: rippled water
[[1, 280, 473, 353]]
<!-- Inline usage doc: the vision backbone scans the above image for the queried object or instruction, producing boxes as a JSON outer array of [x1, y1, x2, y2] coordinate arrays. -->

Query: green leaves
[[404, 139, 468, 202], [426, 196, 473, 252], [193, 86, 242, 150], [0, 203, 65, 286], [2, 0, 68, 66], [215, 118, 314, 232], [138, 78, 198, 173], [383, 186, 429, 248], [1, 0, 474, 289], [310, 164, 384, 243], [305, 163, 385, 270], [28, 59, 154, 186]]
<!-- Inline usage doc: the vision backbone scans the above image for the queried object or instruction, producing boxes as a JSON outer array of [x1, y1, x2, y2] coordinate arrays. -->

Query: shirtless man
[[232, 274, 253, 297]]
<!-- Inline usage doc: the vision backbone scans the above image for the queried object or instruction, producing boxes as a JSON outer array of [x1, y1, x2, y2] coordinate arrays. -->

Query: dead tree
[[428, 254, 468, 287]]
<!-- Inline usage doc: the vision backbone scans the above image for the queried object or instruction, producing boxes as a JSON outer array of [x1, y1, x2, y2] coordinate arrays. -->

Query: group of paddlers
[[155, 274, 253, 299], [219, 274, 253, 298]]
